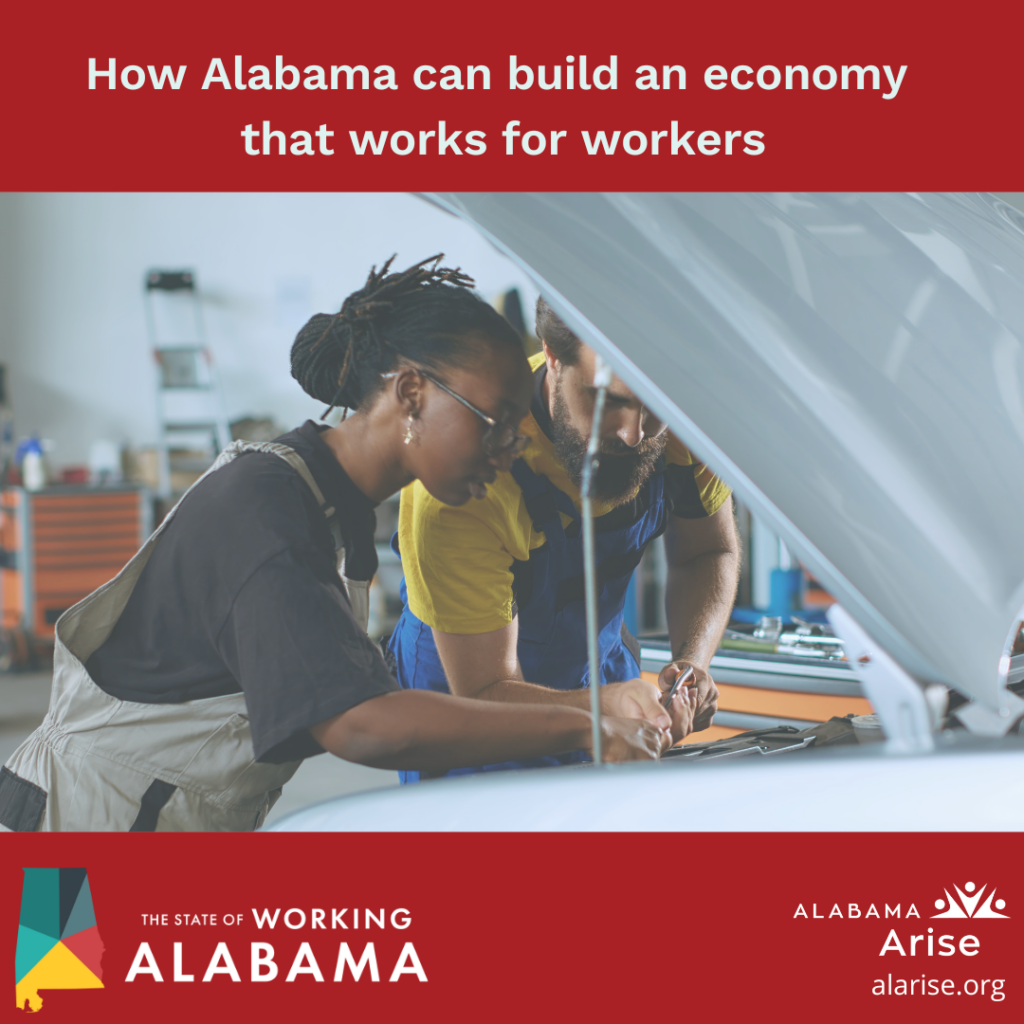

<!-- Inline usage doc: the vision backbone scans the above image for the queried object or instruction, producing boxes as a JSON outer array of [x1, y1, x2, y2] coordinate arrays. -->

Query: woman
[[0, 256, 682, 833]]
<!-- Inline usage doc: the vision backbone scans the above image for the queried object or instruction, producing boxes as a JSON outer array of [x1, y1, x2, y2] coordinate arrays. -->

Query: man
[[388, 298, 740, 782]]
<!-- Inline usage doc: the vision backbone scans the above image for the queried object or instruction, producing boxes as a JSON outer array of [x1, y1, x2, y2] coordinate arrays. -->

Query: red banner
[[3, 834, 1020, 1020], [2, 0, 1022, 191]]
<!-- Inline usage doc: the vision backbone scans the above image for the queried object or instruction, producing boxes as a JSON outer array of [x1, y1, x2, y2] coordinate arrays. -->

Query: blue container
[[768, 568, 804, 619]]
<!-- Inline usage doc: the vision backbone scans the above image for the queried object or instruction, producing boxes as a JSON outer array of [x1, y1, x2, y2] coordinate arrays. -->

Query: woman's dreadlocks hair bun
[[291, 254, 523, 415]]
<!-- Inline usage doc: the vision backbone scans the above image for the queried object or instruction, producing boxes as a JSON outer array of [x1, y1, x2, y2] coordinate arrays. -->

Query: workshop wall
[[0, 193, 538, 467]]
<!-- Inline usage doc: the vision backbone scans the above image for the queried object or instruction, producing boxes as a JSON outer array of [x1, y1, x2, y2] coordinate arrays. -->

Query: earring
[[403, 415, 417, 445]]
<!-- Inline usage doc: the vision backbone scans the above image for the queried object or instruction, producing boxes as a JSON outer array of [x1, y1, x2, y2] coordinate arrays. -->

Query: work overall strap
[[510, 457, 578, 548], [215, 443, 367, 629], [513, 463, 667, 687], [215, 441, 348, 569]]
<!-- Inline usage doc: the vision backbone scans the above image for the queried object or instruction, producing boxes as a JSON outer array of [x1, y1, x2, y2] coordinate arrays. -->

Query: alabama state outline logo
[[15, 868, 105, 1012]]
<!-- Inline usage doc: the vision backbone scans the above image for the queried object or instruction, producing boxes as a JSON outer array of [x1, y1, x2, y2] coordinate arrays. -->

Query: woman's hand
[[596, 716, 671, 762]]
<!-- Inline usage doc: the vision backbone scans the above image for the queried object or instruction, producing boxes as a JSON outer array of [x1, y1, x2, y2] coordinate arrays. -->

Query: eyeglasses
[[382, 369, 531, 457]]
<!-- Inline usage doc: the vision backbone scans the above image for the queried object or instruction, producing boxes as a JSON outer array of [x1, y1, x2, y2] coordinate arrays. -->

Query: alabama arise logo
[[15, 868, 105, 1012], [932, 881, 1009, 919], [792, 881, 1011, 923], [793, 880, 1011, 965]]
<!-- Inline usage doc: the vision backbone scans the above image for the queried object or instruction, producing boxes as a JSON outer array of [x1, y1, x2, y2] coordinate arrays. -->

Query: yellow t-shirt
[[399, 354, 731, 634]]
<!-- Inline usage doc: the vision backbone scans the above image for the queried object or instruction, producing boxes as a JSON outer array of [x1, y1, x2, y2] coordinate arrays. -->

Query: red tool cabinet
[[0, 486, 150, 640]]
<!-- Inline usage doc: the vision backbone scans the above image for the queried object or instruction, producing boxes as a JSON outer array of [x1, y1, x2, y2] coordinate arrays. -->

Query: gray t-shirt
[[86, 421, 399, 764]]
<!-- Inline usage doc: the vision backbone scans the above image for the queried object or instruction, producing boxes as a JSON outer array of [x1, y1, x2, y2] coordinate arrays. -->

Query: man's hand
[[599, 678, 672, 730], [663, 685, 698, 743], [658, 660, 718, 733], [596, 716, 671, 762]]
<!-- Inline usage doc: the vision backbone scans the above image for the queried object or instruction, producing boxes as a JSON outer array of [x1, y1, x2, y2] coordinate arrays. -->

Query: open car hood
[[426, 193, 1024, 717]]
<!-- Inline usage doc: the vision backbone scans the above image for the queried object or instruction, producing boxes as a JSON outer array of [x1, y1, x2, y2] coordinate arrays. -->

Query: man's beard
[[550, 381, 667, 506]]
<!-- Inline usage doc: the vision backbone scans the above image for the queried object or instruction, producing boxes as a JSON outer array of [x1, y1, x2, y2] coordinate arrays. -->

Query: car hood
[[426, 192, 1024, 716]]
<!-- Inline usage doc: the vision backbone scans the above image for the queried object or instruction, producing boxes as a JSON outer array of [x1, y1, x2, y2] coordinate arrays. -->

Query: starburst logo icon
[[931, 882, 1008, 919]]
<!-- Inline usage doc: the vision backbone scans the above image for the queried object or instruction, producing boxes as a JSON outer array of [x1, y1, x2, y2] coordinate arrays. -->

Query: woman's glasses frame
[[381, 369, 531, 458]]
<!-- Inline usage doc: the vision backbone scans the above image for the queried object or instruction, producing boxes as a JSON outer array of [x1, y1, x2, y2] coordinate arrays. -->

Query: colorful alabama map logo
[[15, 868, 104, 1012]]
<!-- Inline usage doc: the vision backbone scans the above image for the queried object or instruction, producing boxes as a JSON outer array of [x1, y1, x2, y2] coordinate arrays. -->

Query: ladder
[[143, 270, 231, 498]]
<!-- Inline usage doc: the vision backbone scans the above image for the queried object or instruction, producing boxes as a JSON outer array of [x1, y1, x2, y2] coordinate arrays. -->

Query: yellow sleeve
[[397, 475, 530, 635], [693, 463, 732, 516], [664, 433, 732, 517]]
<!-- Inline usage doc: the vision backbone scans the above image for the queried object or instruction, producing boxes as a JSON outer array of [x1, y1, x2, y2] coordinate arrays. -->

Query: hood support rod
[[582, 354, 612, 765]]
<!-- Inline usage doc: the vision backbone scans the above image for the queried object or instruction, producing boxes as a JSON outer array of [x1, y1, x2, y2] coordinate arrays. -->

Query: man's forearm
[[428, 621, 667, 724], [665, 550, 739, 668], [311, 689, 593, 771], [469, 678, 598, 709], [432, 622, 602, 710]]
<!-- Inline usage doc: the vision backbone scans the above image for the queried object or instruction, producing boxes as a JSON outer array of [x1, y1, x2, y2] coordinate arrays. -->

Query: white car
[[271, 192, 1024, 831]]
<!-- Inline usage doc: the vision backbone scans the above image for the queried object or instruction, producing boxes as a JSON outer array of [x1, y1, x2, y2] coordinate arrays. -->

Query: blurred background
[[0, 193, 544, 470]]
